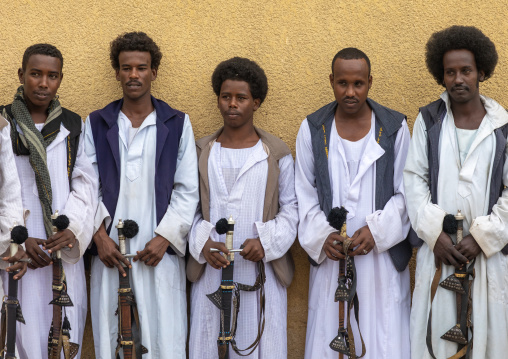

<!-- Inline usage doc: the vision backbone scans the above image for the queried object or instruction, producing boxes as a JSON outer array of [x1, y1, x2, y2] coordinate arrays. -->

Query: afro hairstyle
[[110, 32, 162, 70], [331, 47, 371, 75], [426, 25, 498, 86], [211, 57, 269, 104], [22, 43, 63, 71]]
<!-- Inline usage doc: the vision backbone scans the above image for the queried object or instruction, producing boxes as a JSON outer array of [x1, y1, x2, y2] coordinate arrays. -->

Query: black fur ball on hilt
[[54, 215, 70, 231], [11, 225, 28, 245], [123, 220, 139, 239], [442, 214, 458, 235], [327, 206, 349, 231], [215, 218, 229, 235]]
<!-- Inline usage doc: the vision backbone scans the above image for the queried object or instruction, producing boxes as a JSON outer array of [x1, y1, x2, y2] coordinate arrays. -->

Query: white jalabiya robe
[[296, 113, 411, 359], [84, 111, 199, 359], [1, 120, 98, 359], [0, 120, 25, 265], [188, 140, 298, 359], [404, 92, 508, 359]]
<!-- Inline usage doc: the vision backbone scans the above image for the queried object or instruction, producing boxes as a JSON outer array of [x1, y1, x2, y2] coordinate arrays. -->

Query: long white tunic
[[1, 119, 98, 359], [296, 113, 411, 359], [404, 92, 508, 359], [0, 120, 25, 264], [84, 110, 199, 359], [188, 140, 298, 359]]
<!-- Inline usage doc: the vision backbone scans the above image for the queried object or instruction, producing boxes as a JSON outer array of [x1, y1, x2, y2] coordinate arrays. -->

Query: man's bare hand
[[44, 229, 76, 253], [94, 224, 131, 277], [455, 234, 482, 262], [25, 237, 52, 269], [3, 247, 28, 280], [240, 238, 265, 262], [433, 231, 468, 268], [349, 225, 375, 257], [323, 232, 346, 261], [202, 238, 230, 269], [133, 235, 169, 267]]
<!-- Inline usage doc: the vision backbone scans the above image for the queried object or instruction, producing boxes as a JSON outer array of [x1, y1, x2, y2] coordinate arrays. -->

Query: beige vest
[[186, 127, 295, 287]]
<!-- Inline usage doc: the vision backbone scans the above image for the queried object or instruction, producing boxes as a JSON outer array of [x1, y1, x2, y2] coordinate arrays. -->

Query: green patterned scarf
[[2, 85, 63, 238]]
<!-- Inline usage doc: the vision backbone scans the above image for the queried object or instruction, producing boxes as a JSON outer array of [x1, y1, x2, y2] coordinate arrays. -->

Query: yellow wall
[[2, 1, 507, 357]]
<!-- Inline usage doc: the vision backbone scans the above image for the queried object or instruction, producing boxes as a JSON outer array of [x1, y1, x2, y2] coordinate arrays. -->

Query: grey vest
[[307, 99, 412, 272], [420, 99, 508, 254]]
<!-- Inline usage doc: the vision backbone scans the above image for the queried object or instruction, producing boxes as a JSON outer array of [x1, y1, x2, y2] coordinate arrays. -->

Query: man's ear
[[479, 70, 486, 82], [253, 98, 261, 111], [115, 69, 120, 81], [18, 68, 24, 84], [368, 75, 373, 89], [329, 73, 334, 88], [151, 68, 157, 81]]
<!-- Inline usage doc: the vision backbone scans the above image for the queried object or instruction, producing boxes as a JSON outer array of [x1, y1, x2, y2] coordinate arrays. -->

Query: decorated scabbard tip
[[123, 219, 139, 239], [327, 206, 348, 231], [53, 213, 70, 231], [11, 225, 28, 245], [443, 214, 458, 235], [215, 218, 229, 235]]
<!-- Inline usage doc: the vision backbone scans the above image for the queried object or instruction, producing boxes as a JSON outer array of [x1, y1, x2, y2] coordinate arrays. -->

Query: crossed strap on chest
[[426, 260, 475, 359], [329, 239, 366, 358], [207, 260, 266, 358]]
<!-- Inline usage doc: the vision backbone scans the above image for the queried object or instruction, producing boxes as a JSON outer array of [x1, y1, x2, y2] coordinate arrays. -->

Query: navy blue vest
[[306, 99, 413, 272], [89, 96, 185, 255]]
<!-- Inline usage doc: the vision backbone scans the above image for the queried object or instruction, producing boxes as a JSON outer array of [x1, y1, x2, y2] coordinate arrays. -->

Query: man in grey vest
[[295, 47, 412, 359], [405, 26, 508, 359]]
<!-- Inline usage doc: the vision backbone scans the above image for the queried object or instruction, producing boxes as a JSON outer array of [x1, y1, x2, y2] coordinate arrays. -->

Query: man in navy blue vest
[[295, 47, 412, 359], [405, 26, 508, 359], [83, 32, 198, 358]]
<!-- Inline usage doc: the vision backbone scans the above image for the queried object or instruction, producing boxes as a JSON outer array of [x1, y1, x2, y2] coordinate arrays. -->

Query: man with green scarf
[[0, 43, 98, 359]]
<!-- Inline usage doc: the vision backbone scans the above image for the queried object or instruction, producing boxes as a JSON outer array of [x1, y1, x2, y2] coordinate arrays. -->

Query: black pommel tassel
[[443, 214, 458, 235], [11, 225, 28, 245], [327, 206, 348, 231], [53, 214, 70, 231], [215, 218, 229, 235], [123, 220, 139, 239]]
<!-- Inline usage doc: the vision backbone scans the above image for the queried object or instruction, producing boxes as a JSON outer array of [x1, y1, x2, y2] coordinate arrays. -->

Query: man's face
[[443, 49, 484, 104], [218, 79, 260, 129], [329, 58, 372, 115], [116, 51, 157, 101], [18, 54, 62, 110]]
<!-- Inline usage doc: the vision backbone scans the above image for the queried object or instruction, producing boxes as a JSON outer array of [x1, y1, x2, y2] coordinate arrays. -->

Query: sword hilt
[[225, 216, 235, 261], [455, 210, 464, 244]]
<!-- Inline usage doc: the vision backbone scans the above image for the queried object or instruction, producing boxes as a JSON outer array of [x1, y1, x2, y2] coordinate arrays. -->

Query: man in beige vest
[[187, 57, 298, 359]]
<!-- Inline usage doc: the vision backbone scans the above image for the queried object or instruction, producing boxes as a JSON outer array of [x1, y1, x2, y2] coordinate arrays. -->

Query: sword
[[48, 211, 79, 359], [207, 217, 266, 358], [0, 224, 28, 359], [114, 219, 147, 359]]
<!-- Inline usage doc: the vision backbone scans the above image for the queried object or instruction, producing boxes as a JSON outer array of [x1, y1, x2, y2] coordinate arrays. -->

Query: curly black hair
[[211, 57, 269, 104], [110, 32, 162, 70], [22, 43, 63, 71], [331, 47, 371, 75], [426, 26, 498, 86]]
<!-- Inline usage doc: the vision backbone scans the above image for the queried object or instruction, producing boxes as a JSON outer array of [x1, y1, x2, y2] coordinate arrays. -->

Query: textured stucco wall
[[2, 1, 508, 358]]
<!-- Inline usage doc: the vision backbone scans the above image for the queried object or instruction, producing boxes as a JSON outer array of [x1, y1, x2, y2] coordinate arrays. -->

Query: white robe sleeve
[[255, 154, 298, 262], [61, 121, 99, 263], [403, 113, 446, 251], [0, 121, 26, 269], [366, 120, 411, 253], [188, 204, 214, 264], [155, 115, 199, 257], [469, 136, 508, 257], [295, 119, 336, 264]]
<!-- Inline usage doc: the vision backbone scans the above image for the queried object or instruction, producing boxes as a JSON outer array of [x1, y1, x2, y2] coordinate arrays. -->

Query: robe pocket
[[126, 159, 142, 182]]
